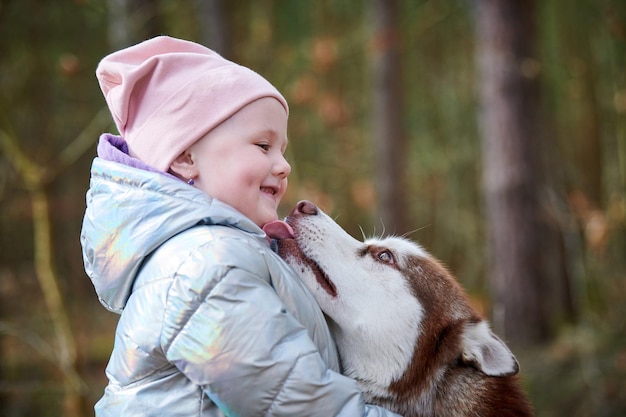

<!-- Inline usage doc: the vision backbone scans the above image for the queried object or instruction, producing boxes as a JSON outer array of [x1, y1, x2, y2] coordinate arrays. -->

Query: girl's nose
[[275, 154, 291, 178]]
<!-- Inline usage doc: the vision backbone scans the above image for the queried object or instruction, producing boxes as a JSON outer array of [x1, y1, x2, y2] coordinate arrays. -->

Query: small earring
[[187, 178, 195, 186]]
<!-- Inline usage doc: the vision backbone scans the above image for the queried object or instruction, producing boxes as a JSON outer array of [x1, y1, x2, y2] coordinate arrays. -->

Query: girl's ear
[[169, 150, 196, 179]]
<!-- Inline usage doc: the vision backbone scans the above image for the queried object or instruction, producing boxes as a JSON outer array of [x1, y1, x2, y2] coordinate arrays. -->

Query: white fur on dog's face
[[276, 204, 425, 391], [271, 201, 524, 416]]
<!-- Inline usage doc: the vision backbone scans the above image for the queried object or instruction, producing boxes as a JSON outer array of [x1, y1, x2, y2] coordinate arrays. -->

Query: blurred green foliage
[[0, 0, 624, 416]]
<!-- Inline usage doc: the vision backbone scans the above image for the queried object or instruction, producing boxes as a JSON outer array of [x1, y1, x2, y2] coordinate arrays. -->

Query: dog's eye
[[363, 245, 398, 267], [376, 250, 395, 265]]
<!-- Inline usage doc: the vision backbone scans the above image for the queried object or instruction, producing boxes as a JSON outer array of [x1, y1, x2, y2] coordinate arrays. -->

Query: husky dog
[[264, 200, 534, 417]]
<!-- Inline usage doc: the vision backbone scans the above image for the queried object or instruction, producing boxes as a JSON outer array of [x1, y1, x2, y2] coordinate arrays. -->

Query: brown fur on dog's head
[[385, 254, 533, 417]]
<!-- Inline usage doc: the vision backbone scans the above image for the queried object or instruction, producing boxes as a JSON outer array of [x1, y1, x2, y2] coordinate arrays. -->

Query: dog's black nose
[[296, 200, 318, 215]]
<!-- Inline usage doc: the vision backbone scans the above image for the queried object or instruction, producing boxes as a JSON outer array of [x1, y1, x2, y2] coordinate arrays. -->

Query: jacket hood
[[80, 134, 266, 313]]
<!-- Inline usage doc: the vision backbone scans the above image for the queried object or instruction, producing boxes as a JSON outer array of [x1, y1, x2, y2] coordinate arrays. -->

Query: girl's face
[[184, 97, 291, 227]]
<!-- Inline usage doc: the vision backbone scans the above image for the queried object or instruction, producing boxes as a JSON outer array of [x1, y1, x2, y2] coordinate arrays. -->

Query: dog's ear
[[460, 321, 519, 377]]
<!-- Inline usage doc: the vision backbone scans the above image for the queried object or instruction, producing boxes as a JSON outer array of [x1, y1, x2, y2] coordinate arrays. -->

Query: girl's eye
[[256, 143, 270, 151]]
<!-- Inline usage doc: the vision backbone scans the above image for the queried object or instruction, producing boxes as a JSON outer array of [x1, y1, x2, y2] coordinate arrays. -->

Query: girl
[[81, 36, 401, 417]]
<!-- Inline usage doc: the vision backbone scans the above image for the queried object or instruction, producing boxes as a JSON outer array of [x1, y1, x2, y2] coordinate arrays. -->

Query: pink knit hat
[[96, 36, 289, 171]]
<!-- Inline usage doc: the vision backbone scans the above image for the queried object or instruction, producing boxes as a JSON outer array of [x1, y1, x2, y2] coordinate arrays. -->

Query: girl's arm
[[161, 236, 402, 417]]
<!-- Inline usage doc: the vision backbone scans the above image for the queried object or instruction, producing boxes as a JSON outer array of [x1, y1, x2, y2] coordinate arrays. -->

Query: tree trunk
[[370, 0, 409, 235], [0, 129, 88, 417], [0, 107, 109, 417], [106, 0, 162, 49], [195, 0, 229, 56], [32, 188, 88, 416], [476, 0, 551, 346]]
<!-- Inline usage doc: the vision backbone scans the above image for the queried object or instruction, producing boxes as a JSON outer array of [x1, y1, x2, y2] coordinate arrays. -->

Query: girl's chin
[[252, 210, 279, 228]]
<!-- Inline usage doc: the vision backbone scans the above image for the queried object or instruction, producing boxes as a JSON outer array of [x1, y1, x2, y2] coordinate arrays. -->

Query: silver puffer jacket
[[81, 135, 400, 417]]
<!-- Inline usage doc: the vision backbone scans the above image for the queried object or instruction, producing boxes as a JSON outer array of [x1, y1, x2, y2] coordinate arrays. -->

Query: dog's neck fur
[[333, 313, 473, 416], [330, 316, 421, 399]]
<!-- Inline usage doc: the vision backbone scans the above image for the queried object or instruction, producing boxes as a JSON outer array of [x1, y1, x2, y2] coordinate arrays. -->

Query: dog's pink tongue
[[263, 220, 295, 240]]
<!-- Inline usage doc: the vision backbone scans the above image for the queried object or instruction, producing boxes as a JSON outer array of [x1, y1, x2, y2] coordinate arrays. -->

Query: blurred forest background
[[0, 0, 625, 416]]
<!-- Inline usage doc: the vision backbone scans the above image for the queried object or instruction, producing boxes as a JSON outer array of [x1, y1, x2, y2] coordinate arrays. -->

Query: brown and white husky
[[264, 200, 534, 417]]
